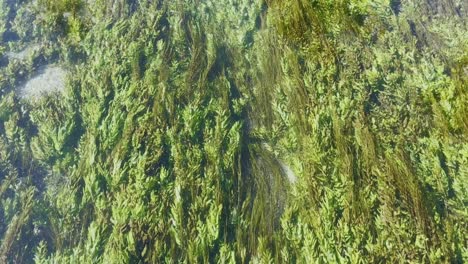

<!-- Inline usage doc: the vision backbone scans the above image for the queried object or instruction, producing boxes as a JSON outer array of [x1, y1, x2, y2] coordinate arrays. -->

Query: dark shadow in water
[[390, 0, 401, 15], [2, 31, 19, 43], [0, 56, 8, 67]]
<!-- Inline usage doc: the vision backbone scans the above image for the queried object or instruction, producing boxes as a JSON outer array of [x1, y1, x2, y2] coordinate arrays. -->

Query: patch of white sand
[[279, 160, 297, 184], [18, 66, 66, 100], [260, 142, 298, 184], [6, 45, 40, 60]]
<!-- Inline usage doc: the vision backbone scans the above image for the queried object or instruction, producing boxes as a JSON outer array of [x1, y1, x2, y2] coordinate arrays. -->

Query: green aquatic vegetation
[[0, 0, 466, 263], [0, 0, 9, 41]]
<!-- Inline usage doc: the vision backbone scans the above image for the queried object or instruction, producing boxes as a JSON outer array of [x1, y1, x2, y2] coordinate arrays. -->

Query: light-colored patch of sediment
[[279, 160, 297, 184], [6, 44, 40, 60], [18, 66, 66, 100]]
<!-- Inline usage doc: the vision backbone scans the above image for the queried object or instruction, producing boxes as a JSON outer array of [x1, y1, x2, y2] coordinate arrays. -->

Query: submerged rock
[[18, 66, 66, 100]]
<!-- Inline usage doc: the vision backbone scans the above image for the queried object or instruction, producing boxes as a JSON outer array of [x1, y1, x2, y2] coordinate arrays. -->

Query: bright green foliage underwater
[[0, 0, 467, 263]]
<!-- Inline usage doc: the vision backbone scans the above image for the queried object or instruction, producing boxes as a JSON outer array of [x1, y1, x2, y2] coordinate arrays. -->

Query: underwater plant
[[0, 0, 466, 263]]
